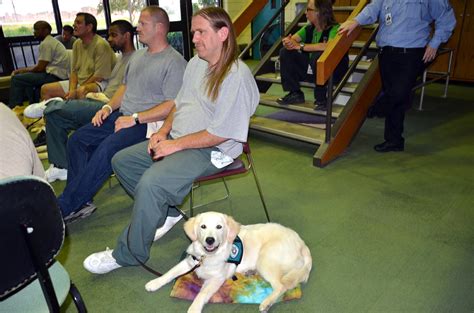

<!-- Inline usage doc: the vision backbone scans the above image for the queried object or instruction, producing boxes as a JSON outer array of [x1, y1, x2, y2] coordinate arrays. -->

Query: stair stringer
[[313, 56, 382, 167]]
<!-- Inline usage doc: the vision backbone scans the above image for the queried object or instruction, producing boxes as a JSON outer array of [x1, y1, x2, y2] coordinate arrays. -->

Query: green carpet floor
[[52, 82, 473, 312]]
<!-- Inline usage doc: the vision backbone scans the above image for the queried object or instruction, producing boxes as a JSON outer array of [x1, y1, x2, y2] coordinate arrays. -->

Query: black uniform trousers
[[378, 46, 425, 144]]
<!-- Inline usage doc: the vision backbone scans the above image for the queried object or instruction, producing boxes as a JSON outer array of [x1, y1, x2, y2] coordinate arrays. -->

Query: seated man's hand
[[75, 86, 88, 99], [11, 69, 24, 76], [64, 89, 77, 100], [150, 139, 180, 160], [92, 107, 110, 127], [114, 115, 136, 133], [147, 131, 167, 156]]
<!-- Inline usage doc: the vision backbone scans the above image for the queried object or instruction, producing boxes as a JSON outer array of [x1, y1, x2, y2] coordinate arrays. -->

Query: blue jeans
[[57, 111, 147, 216], [44, 99, 104, 169], [9, 72, 60, 108]]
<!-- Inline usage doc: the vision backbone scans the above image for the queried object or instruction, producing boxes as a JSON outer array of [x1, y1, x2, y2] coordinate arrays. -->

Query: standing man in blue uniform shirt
[[339, 0, 456, 152]]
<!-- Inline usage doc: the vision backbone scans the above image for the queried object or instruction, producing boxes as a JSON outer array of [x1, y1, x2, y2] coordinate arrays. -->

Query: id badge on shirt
[[385, 12, 392, 26]]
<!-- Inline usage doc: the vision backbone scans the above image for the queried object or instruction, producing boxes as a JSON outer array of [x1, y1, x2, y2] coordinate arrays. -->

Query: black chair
[[0, 176, 87, 313], [189, 142, 271, 222]]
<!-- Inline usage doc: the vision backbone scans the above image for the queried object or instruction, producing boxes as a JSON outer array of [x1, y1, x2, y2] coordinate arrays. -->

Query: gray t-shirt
[[120, 46, 187, 115], [54, 34, 77, 49], [39, 35, 70, 80], [98, 51, 134, 99], [171, 56, 259, 158]]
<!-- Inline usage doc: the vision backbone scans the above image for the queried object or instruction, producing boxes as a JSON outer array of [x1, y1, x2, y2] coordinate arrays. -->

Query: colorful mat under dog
[[170, 271, 302, 304]]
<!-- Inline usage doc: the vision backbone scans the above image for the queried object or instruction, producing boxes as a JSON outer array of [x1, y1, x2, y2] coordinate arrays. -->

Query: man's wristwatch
[[299, 42, 305, 53], [132, 113, 140, 124]]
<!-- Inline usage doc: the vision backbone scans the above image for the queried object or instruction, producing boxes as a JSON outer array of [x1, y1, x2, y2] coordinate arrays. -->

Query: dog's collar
[[226, 236, 243, 265], [190, 236, 243, 265], [187, 237, 243, 281]]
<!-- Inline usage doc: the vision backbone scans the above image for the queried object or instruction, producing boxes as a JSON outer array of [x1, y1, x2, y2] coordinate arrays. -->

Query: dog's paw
[[259, 299, 272, 312], [187, 304, 203, 313], [145, 278, 164, 292]]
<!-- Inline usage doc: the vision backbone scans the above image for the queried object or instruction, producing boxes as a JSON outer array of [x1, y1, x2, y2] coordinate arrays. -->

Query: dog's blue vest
[[227, 236, 243, 265]]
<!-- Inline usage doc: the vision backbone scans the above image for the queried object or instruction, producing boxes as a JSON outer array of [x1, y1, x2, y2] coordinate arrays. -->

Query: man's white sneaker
[[153, 215, 184, 241], [83, 248, 122, 274], [24, 97, 63, 118], [45, 164, 67, 182]]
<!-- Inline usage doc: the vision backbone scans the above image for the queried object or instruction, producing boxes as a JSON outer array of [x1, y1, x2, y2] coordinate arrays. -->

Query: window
[[57, 0, 107, 32], [159, 0, 181, 22], [109, 0, 147, 25], [191, 0, 220, 14], [0, 0, 56, 37], [168, 31, 184, 55]]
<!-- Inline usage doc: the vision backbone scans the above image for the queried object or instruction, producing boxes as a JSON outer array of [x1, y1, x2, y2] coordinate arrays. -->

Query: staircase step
[[363, 24, 379, 29], [255, 73, 359, 94], [333, 6, 356, 11], [350, 59, 372, 71], [259, 93, 344, 118], [250, 116, 326, 145], [352, 40, 378, 50]]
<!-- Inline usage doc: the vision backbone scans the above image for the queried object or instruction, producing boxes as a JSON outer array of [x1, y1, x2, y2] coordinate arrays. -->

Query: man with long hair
[[84, 7, 259, 275], [277, 0, 348, 110]]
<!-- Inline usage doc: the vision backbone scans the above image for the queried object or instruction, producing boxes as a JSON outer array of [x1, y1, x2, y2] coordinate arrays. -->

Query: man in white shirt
[[8, 21, 69, 108]]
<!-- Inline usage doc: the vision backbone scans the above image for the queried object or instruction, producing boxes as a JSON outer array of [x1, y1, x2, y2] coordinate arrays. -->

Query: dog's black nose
[[205, 237, 215, 245]]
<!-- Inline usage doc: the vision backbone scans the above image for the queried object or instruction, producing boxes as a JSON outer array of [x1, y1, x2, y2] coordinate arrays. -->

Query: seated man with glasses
[[277, 0, 348, 111]]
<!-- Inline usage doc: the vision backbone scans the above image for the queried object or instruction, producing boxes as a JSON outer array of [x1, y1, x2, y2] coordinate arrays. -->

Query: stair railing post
[[325, 74, 333, 143]]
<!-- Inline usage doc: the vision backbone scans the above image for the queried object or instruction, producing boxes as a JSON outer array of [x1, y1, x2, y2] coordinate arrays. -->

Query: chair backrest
[[0, 176, 64, 299]]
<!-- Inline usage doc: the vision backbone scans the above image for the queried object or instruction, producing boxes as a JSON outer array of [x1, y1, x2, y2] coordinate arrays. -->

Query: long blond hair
[[193, 7, 238, 102]]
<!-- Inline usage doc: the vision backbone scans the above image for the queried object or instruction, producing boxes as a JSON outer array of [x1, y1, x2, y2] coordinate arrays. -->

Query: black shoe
[[314, 100, 327, 111], [374, 141, 404, 153], [33, 130, 46, 147], [276, 91, 305, 105], [367, 105, 385, 119], [63, 202, 97, 224]]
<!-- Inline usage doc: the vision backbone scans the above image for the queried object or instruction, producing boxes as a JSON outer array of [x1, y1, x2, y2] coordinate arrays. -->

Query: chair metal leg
[[69, 281, 87, 313], [190, 184, 195, 217], [247, 153, 271, 222], [418, 69, 427, 111], [190, 179, 231, 214], [443, 49, 454, 98], [22, 225, 61, 313]]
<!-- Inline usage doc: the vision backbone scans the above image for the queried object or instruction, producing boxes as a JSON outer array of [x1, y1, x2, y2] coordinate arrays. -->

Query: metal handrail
[[324, 24, 379, 141], [239, 0, 290, 59], [332, 24, 379, 99]]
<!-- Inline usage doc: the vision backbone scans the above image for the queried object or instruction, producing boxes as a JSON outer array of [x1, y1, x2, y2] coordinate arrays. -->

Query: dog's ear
[[225, 215, 241, 243], [184, 217, 197, 241]]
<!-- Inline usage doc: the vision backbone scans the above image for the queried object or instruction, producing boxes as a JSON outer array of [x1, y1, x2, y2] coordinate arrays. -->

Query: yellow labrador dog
[[145, 211, 312, 313]]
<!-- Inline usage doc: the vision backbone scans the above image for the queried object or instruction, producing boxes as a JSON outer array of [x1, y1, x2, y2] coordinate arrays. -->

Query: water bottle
[[274, 58, 280, 79]]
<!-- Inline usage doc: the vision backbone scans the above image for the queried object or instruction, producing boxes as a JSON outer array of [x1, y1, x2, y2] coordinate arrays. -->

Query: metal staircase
[[247, 1, 381, 167]]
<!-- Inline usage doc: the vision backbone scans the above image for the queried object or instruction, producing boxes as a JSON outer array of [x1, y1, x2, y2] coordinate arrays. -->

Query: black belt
[[380, 46, 425, 53]]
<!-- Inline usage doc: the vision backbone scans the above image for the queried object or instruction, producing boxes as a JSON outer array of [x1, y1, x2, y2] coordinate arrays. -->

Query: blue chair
[[0, 176, 87, 312]]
